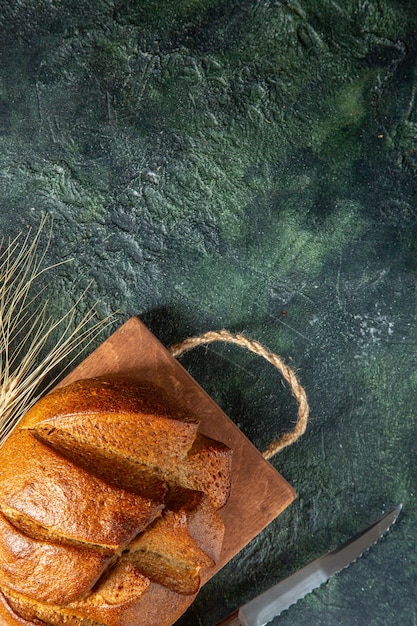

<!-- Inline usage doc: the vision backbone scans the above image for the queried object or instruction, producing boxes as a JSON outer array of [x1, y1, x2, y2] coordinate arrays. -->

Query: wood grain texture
[[57, 317, 296, 579]]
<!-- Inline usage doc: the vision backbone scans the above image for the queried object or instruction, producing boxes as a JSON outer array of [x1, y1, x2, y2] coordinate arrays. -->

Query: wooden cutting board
[[57, 316, 296, 579]]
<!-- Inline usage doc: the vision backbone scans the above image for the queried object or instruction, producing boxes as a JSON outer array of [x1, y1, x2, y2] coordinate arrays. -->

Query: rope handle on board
[[169, 329, 309, 460]]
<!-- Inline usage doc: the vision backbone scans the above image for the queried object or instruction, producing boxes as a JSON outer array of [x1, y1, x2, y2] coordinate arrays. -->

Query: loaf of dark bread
[[0, 375, 232, 625]]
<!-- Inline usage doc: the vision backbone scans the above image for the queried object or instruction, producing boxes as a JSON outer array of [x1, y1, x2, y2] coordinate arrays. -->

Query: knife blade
[[216, 504, 402, 626]]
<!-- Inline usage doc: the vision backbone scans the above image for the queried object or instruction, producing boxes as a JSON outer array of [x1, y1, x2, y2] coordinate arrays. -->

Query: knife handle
[[215, 608, 241, 626]]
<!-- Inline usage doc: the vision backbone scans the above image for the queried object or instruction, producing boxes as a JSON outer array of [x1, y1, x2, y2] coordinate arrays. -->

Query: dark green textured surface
[[1, 1, 417, 624]]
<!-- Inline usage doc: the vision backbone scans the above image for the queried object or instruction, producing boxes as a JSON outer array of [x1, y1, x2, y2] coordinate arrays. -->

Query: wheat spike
[[0, 216, 114, 446]]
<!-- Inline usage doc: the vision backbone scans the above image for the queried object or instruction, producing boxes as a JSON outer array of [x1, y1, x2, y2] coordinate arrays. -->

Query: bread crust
[[0, 513, 112, 605], [0, 375, 232, 625], [0, 592, 43, 626], [0, 430, 163, 551]]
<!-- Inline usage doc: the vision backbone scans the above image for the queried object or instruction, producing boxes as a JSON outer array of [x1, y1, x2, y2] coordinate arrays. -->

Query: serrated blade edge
[[239, 504, 402, 626]]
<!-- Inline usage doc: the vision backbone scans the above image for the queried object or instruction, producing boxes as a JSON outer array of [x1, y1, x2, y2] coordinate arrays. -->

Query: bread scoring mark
[[0, 590, 51, 626], [2, 588, 106, 626], [31, 420, 231, 510], [0, 503, 117, 554], [0, 513, 113, 605], [31, 423, 170, 502], [0, 429, 164, 551]]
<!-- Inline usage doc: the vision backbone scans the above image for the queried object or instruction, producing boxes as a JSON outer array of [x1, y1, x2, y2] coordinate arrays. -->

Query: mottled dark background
[[1, 1, 416, 624]]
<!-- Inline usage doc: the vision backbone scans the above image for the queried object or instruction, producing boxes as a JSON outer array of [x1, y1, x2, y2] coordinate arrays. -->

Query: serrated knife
[[216, 504, 402, 626]]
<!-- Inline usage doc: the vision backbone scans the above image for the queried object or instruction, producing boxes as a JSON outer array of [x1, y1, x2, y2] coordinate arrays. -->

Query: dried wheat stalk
[[0, 216, 114, 445]]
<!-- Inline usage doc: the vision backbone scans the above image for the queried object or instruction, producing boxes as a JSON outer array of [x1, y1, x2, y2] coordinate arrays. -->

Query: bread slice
[[31, 411, 194, 501], [126, 509, 214, 594], [29, 377, 200, 501], [165, 487, 225, 563], [30, 377, 231, 509], [170, 434, 232, 509], [23, 377, 199, 459], [0, 430, 163, 550]]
